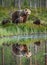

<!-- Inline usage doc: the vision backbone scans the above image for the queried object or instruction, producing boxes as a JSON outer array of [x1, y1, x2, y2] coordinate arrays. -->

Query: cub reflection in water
[[34, 41, 41, 46], [12, 43, 32, 57]]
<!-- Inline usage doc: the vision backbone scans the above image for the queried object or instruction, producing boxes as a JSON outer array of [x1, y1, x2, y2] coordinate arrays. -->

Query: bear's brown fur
[[13, 16, 23, 24], [12, 9, 31, 24], [12, 43, 28, 55]]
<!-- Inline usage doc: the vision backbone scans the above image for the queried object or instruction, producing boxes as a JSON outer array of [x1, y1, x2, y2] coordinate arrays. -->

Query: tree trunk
[[46, 0, 47, 8], [2, 47, 4, 65], [34, 0, 37, 9], [29, 0, 32, 9], [18, 0, 21, 10], [2, 0, 4, 7], [14, 0, 16, 7], [45, 41, 47, 65]]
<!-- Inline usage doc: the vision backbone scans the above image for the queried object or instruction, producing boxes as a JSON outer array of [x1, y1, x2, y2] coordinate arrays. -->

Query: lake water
[[0, 33, 47, 40], [0, 33, 47, 65]]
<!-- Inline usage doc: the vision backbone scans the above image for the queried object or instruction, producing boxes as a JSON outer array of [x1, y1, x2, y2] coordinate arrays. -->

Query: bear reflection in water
[[12, 43, 32, 57]]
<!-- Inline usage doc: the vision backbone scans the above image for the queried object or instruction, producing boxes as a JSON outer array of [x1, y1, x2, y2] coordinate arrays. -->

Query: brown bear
[[2, 19, 10, 25], [12, 43, 28, 55], [12, 43, 32, 57], [12, 9, 31, 24], [33, 19, 41, 25]]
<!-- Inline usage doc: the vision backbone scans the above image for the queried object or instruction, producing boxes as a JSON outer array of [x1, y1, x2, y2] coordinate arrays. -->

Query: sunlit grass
[[0, 22, 47, 36]]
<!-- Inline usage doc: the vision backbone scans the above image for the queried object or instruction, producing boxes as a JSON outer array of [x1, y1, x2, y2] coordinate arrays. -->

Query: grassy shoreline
[[0, 37, 46, 45], [0, 22, 47, 37], [0, 8, 47, 36]]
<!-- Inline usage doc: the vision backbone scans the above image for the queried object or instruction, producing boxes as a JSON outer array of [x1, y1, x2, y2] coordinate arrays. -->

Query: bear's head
[[24, 8, 31, 15]]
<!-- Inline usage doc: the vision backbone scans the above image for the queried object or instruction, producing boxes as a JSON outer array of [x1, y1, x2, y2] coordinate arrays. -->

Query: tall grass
[[0, 22, 47, 36]]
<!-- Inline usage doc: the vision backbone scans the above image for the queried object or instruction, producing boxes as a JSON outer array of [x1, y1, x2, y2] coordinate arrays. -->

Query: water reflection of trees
[[0, 40, 47, 65]]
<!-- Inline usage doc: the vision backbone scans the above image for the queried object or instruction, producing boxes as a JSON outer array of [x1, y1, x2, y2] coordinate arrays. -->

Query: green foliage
[[28, 8, 47, 22]]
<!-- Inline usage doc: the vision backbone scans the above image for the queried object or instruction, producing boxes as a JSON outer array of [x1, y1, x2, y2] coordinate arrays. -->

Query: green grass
[[0, 22, 47, 37]]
